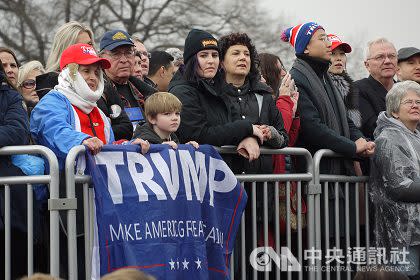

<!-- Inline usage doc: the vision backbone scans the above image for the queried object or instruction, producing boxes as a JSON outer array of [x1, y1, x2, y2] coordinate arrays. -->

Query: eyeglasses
[[367, 53, 397, 62], [318, 36, 330, 43], [137, 51, 151, 59], [401, 99, 420, 107], [21, 79, 36, 89], [108, 49, 135, 60]]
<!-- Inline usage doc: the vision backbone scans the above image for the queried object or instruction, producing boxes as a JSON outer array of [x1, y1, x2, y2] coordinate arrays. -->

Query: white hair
[[386, 80, 420, 115], [165, 47, 183, 62], [17, 60, 45, 87], [365, 37, 396, 60]]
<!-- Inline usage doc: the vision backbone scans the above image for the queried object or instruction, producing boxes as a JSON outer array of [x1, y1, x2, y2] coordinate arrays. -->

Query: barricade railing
[[215, 146, 314, 280], [3, 145, 371, 280], [64, 145, 91, 280], [64, 145, 315, 280], [0, 145, 60, 280], [312, 149, 370, 280]]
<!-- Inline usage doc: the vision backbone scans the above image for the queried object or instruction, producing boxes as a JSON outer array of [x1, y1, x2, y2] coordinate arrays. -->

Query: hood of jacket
[[374, 111, 419, 138]]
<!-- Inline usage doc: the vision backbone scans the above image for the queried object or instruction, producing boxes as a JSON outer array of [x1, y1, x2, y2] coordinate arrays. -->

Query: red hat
[[60, 43, 111, 70], [327, 34, 352, 53]]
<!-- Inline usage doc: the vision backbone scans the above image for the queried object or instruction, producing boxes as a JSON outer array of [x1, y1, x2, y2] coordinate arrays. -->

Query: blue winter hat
[[281, 22, 324, 54], [99, 30, 134, 52]]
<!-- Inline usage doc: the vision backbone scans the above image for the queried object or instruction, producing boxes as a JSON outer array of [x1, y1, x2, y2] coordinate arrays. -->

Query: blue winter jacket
[[0, 81, 29, 148], [30, 90, 115, 169]]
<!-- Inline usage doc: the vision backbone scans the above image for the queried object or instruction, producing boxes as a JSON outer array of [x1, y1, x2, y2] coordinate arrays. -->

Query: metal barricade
[[216, 146, 314, 280], [64, 145, 315, 280], [65, 145, 91, 280], [313, 149, 370, 280], [0, 145, 60, 280]]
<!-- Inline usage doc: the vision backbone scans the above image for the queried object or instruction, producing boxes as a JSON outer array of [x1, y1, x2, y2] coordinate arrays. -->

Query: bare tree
[[0, 0, 61, 63], [0, 0, 292, 66]]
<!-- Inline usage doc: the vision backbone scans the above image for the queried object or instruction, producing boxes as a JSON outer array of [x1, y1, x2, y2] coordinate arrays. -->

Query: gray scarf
[[293, 58, 353, 174], [293, 58, 350, 138]]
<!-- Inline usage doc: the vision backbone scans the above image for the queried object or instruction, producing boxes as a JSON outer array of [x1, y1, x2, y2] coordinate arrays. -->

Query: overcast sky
[[260, 0, 420, 51]]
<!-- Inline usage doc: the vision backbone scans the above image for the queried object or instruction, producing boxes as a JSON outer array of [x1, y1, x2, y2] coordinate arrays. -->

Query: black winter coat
[[0, 75, 30, 234], [168, 71, 254, 146], [222, 78, 289, 174], [223, 79, 288, 140], [291, 55, 363, 174], [0, 82, 29, 148], [129, 76, 157, 100], [354, 75, 388, 140], [103, 76, 157, 139]]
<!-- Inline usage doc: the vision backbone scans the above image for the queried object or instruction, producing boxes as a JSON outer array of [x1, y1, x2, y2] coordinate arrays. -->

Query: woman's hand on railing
[[237, 137, 260, 161], [82, 137, 104, 155]]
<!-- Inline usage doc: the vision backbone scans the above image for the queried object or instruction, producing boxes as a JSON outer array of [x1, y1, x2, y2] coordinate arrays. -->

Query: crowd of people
[[0, 18, 419, 280]]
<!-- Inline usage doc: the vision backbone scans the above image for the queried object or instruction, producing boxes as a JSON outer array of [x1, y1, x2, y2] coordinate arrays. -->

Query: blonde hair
[[144, 92, 182, 119], [17, 60, 45, 88], [101, 268, 156, 280], [46, 21, 94, 72], [20, 273, 62, 280]]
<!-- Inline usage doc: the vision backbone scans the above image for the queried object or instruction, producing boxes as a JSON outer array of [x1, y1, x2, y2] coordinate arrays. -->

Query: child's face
[[153, 111, 181, 134]]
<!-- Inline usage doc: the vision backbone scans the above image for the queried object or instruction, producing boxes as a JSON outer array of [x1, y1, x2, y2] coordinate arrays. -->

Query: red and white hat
[[60, 43, 111, 70], [327, 34, 352, 53]]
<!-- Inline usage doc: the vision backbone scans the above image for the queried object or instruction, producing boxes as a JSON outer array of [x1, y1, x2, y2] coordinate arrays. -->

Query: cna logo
[[250, 247, 301, 272]]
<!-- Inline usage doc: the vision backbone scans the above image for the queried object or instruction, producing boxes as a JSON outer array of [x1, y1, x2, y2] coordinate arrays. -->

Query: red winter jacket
[[273, 95, 300, 174]]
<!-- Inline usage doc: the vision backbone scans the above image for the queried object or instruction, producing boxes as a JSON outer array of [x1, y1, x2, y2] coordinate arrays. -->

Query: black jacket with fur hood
[[329, 72, 362, 129]]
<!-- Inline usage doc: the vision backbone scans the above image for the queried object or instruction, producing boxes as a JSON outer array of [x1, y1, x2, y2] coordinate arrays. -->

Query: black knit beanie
[[183, 29, 219, 64]]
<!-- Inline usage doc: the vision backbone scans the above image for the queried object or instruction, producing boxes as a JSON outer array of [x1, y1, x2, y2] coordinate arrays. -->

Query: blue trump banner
[[85, 144, 247, 279]]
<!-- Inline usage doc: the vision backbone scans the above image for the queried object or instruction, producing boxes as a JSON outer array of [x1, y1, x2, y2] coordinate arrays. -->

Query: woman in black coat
[[168, 29, 264, 154], [218, 32, 289, 174]]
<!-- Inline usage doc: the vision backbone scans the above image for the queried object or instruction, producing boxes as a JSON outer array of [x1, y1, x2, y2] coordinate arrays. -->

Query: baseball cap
[[398, 47, 420, 62], [99, 30, 134, 52], [327, 34, 352, 53], [60, 43, 111, 71]]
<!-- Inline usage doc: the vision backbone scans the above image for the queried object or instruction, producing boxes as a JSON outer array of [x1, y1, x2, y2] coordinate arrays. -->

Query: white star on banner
[[182, 258, 189, 270], [195, 258, 202, 269], [169, 259, 175, 270]]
